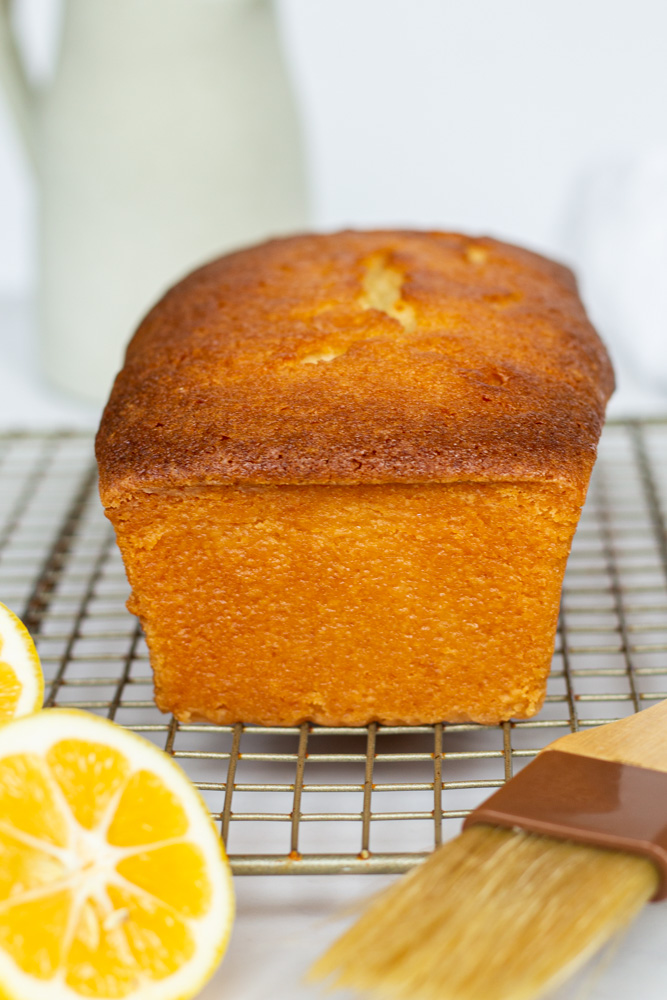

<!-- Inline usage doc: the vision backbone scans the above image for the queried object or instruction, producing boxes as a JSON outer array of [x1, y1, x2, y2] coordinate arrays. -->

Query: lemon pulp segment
[[0, 710, 233, 1000]]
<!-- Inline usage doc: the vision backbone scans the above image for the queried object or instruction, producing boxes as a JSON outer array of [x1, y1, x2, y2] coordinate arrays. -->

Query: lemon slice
[[0, 603, 44, 724], [0, 709, 234, 1000]]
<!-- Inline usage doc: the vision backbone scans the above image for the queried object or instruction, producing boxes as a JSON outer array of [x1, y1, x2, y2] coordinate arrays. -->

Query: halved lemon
[[0, 602, 44, 724], [0, 709, 234, 999]]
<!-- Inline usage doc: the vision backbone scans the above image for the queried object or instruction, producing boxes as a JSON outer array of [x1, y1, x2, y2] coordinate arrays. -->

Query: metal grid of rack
[[0, 421, 665, 875]]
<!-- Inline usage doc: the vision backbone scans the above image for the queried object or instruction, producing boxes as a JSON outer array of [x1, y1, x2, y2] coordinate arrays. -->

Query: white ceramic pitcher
[[0, 0, 307, 403]]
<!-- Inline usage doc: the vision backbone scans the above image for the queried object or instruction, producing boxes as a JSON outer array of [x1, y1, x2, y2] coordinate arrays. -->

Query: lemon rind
[[0, 603, 44, 720]]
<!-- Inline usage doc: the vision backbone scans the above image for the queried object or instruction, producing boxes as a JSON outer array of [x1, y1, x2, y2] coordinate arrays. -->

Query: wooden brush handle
[[550, 699, 667, 773]]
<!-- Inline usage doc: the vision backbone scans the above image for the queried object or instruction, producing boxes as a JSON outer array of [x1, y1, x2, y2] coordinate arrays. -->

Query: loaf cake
[[96, 231, 614, 726]]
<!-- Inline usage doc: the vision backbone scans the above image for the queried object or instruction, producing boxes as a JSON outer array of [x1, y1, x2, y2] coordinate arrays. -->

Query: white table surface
[[2, 296, 667, 1000]]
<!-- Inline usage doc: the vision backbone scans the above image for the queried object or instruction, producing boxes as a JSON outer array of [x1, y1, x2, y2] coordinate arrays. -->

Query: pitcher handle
[[0, 0, 36, 165]]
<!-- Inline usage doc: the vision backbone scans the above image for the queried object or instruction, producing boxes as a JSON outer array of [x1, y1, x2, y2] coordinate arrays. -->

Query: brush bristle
[[310, 825, 659, 1000]]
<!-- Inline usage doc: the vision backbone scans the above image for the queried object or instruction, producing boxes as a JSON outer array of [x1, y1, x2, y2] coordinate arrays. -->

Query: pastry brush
[[310, 699, 667, 1000]]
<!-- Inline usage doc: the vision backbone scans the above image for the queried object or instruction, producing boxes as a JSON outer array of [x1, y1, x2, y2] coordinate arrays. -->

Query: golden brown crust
[[96, 230, 614, 504]]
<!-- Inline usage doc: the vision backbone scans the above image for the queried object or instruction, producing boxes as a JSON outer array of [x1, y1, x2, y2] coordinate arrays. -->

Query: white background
[[1, 0, 667, 421], [3, 0, 667, 290]]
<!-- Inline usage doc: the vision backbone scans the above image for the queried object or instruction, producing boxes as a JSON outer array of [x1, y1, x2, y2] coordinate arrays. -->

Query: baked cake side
[[107, 480, 581, 726]]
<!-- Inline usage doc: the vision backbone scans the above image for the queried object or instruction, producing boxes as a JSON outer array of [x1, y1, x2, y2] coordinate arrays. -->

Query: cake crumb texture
[[110, 481, 581, 726]]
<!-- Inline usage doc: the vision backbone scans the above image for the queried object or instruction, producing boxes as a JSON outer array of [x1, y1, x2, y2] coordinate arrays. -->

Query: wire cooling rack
[[0, 421, 666, 875]]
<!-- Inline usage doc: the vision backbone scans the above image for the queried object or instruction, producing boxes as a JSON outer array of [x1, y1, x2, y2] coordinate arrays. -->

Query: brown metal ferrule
[[463, 750, 667, 901]]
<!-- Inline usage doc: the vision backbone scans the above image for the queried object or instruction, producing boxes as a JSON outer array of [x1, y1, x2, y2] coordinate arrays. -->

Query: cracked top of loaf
[[96, 230, 614, 503]]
